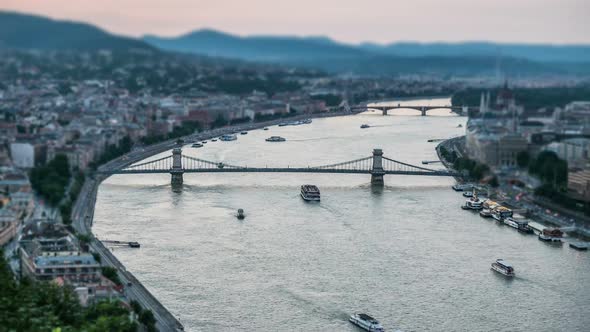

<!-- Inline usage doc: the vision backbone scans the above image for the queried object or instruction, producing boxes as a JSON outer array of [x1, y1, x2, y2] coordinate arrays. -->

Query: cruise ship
[[491, 259, 515, 277], [538, 228, 563, 242], [349, 313, 385, 332], [300, 185, 320, 201]]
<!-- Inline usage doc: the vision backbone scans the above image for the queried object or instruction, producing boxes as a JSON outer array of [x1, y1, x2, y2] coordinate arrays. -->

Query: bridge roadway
[[108, 167, 456, 176]]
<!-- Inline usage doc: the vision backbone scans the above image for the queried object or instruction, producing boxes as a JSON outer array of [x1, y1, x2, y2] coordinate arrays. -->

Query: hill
[[143, 29, 573, 77], [0, 11, 154, 51]]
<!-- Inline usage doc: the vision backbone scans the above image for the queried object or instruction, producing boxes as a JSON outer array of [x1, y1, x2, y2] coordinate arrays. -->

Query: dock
[[528, 221, 546, 234], [569, 242, 589, 251]]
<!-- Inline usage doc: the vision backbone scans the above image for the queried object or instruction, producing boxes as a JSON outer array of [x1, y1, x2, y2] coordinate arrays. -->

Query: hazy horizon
[[1, 0, 589, 45]]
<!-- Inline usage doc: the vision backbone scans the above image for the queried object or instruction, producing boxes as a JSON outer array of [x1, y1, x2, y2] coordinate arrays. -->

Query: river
[[93, 98, 590, 332]]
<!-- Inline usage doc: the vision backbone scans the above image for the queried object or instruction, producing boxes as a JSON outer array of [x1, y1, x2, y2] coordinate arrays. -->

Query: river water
[[94, 98, 589, 332]]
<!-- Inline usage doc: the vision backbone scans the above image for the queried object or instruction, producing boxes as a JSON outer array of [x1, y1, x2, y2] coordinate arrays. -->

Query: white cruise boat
[[491, 259, 515, 277], [349, 313, 385, 332], [503, 217, 519, 229], [300, 185, 320, 201], [462, 190, 483, 210], [220, 134, 237, 141], [491, 206, 513, 222], [265, 136, 286, 142]]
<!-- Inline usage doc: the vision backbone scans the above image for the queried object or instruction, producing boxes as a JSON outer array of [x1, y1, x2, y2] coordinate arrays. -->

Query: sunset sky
[[1, 0, 588, 44]]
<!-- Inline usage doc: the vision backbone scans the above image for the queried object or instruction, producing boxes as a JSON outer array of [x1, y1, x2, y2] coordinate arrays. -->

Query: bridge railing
[[310, 156, 373, 171]]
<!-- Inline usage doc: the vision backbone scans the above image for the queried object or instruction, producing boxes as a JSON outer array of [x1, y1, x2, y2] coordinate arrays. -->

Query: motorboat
[[263, 127, 269, 131], [191, 143, 203, 148], [491, 259, 515, 277], [349, 313, 384, 332], [278, 122, 289, 127], [457, 124, 463, 128], [220, 134, 237, 141], [236, 209, 245, 220], [300, 185, 320, 201], [360, 124, 370, 129], [240, 131, 248, 135], [211, 138, 218, 142], [265, 136, 286, 142], [201, 141, 207, 144]]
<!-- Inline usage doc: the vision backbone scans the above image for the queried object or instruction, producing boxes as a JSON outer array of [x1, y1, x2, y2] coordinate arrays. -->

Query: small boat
[[462, 191, 474, 198], [457, 124, 463, 128], [201, 141, 207, 144], [211, 139, 218, 142], [240, 131, 248, 135], [220, 134, 237, 141], [263, 127, 269, 131], [538, 228, 563, 242], [360, 124, 370, 129], [300, 185, 320, 202], [191, 143, 203, 148], [301, 119, 312, 124], [278, 122, 289, 127], [237, 209, 245, 220], [491, 259, 515, 277], [265, 136, 286, 142], [349, 313, 384, 332], [491, 206, 513, 222]]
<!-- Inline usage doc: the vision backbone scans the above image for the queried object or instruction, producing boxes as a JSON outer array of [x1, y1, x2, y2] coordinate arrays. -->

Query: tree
[[516, 151, 530, 168], [101, 266, 122, 285]]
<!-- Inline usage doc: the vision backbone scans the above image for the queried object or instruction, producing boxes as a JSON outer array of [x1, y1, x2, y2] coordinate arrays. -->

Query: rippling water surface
[[94, 98, 590, 331]]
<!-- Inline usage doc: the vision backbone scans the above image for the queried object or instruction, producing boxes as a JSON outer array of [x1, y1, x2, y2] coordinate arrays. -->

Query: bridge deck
[[102, 168, 458, 176]]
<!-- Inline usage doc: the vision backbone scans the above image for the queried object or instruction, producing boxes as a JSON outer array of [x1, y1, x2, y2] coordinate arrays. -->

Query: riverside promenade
[[71, 110, 360, 331]]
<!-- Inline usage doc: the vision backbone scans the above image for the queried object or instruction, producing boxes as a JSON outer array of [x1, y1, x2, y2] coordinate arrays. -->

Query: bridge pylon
[[382, 108, 388, 116], [170, 147, 184, 185], [421, 107, 426, 116], [371, 148, 385, 186]]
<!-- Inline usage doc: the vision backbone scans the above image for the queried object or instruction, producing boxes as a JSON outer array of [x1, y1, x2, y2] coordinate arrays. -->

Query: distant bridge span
[[99, 148, 460, 186], [349, 104, 469, 116]]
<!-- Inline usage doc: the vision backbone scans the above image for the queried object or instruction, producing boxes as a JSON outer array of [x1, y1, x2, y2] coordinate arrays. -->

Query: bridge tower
[[170, 147, 184, 185], [421, 107, 426, 116], [382, 108, 388, 116], [371, 148, 385, 186]]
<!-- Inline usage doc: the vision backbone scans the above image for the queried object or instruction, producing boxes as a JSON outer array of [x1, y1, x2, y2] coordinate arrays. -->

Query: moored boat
[[538, 228, 563, 242], [360, 124, 370, 129], [349, 313, 384, 332], [240, 131, 248, 135], [491, 259, 515, 277], [300, 185, 320, 201], [491, 206, 513, 222], [191, 143, 203, 148], [452, 183, 473, 192], [503, 217, 519, 229], [462, 190, 483, 210], [236, 209, 245, 220], [479, 209, 493, 218], [220, 134, 238, 141], [265, 136, 286, 142]]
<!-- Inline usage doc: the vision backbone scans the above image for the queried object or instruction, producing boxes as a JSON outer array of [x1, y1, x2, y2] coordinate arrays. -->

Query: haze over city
[[1, 0, 589, 44]]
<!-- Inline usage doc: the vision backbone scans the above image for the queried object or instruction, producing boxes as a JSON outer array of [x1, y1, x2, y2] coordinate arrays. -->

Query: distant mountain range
[[2, 11, 589, 77], [0, 11, 153, 51]]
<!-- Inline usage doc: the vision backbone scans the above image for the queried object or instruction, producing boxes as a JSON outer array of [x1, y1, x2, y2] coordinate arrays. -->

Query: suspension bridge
[[98, 148, 460, 185], [336, 100, 470, 116]]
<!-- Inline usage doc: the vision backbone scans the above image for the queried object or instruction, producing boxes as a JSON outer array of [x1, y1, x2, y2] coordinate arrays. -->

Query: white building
[[10, 142, 35, 168]]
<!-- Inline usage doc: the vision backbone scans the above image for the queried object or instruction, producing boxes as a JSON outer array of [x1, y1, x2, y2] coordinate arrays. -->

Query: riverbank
[[435, 136, 590, 238], [71, 109, 362, 330]]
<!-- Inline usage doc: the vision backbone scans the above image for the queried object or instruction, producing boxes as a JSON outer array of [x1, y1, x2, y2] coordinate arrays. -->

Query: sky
[[1, 0, 589, 45]]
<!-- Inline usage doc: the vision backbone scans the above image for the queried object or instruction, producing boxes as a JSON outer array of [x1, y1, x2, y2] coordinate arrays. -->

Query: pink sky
[[1, 0, 588, 44]]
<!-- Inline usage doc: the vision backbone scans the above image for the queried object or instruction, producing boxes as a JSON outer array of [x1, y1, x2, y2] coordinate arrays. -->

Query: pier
[[102, 240, 141, 248]]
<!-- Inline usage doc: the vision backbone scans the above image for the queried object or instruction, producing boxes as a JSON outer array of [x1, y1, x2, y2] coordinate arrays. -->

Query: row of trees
[[0, 249, 137, 331]]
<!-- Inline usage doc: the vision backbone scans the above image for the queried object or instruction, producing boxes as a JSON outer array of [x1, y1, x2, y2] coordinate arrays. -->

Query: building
[[0, 208, 18, 247], [568, 169, 590, 202], [10, 142, 35, 168]]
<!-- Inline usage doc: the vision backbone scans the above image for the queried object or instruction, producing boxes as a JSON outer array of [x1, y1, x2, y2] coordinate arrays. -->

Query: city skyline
[[1, 0, 589, 45]]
